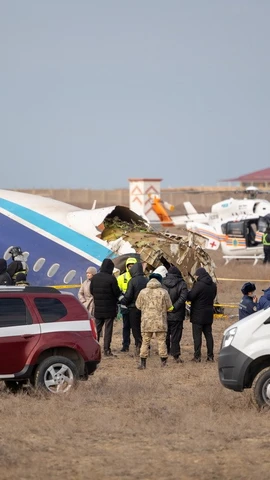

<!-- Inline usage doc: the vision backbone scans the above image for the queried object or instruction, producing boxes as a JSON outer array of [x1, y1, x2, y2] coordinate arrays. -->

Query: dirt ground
[[1, 253, 270, 480]]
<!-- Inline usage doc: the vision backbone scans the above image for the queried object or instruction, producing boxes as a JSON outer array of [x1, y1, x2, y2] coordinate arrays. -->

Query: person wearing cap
[[163, 266, 188, 363], [78, 266, 97, 316], [90, 258, 121, 356], [117, 257, 138, 352], [135, 273, 172, 369], [187, 267, 217, 362], [239, 283, 257, 319], [258, 287, 270, 311]]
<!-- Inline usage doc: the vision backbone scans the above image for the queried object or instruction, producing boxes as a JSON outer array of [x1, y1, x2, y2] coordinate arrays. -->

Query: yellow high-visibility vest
[[262, 233, 270, 246]]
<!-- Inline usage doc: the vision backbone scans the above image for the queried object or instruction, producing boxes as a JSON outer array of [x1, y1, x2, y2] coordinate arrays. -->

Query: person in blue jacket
[[239, 282, 257, 320], [257, 288, 270, 310]]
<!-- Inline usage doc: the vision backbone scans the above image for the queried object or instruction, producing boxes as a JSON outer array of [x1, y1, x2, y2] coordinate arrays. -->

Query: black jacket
[[0, 259, 12, 286], [90, 258, 121, 319], [163, 272, 188, 322], [187, 271, 217, 325], [122, 263, 148, 308]]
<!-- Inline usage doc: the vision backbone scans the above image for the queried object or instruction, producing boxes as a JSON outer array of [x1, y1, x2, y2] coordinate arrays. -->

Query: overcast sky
[[1, 0, 270, 190]]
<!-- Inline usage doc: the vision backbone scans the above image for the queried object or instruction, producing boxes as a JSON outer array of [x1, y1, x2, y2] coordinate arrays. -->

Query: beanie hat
[[149, 273, 163, 283], [195, 267, 207, 277], [168, 266, 182, 276], [153, 266, 168, 278], [86, 266, 97, 275], [241, 282, 256, 295]]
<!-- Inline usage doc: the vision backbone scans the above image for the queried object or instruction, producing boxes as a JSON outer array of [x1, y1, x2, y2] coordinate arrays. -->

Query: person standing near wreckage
[[120, 262, 148, 355], [163, 266, 188, 363], [117, 257, 138, 352], [187, 267, 217, 362], [136, 273, 172, 369], [90, 258, 121, 357]]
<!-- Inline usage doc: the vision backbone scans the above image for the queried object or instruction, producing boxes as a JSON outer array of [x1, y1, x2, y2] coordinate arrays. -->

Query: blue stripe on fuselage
[[0, 198, 114, 261]]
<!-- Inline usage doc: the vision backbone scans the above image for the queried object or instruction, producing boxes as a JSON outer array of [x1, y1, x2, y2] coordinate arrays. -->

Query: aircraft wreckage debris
[[102, 218, 216, 287]]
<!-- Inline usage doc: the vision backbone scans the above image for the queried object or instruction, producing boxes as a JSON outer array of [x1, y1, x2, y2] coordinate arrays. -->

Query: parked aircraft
[[0, 189, 147, 291], [0, 189, 216, 291], [150, 187, 270, 258]]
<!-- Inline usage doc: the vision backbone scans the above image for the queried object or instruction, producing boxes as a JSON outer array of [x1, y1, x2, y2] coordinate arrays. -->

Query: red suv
[[0, 286, 101, 394]]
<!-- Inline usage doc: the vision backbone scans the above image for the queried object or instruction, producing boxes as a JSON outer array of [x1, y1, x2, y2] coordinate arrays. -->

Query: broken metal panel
[[102, 219, 216, 287]]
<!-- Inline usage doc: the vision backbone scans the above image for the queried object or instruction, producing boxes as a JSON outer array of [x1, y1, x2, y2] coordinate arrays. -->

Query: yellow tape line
[[47, 284, 81, 289], [217, 278, 269, 282]]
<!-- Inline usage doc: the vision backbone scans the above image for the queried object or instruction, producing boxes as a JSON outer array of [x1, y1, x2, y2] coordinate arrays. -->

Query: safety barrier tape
[[49, 285, 241, 308], [217, 278, 269, 282], [48, 284, 81, 289]]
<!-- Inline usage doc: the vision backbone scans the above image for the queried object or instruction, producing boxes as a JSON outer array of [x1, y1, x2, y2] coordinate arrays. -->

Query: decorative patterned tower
[[129, 178, 162, 222]]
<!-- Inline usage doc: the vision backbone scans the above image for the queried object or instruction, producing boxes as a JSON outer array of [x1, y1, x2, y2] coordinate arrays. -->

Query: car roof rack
[[0, 286, 61, 293]]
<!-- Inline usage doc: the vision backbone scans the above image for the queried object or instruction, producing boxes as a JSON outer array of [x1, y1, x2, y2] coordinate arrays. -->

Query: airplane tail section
[[184, 202, 198, 215]]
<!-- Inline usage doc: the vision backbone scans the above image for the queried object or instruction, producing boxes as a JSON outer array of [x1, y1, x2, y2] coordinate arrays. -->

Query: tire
[[4, 380, 25, 393], [251, 367, 270, 409], [34, 356, 79, 394]]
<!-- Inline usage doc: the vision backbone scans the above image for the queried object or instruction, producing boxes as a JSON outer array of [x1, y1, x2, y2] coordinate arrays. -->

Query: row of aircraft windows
[[3, 248, 76, 284]]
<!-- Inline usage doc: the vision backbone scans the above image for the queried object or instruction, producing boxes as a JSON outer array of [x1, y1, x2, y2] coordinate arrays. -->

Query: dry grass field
[[1, 253, 270, 480]]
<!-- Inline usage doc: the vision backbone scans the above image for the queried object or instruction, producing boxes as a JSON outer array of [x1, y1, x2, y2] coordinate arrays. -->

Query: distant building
[[222, 168, 270, 188]]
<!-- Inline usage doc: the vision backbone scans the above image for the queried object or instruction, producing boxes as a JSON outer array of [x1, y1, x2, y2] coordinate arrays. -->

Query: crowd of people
[[78, 257, 217, 369]]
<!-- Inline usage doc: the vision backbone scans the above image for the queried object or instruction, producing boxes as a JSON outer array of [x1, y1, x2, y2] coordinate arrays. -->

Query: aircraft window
[[63, 270, 76, 284], [226, 221, 245, 237], [47, 263, 60, 278], [33, 258, 46, 272], [4, 247, 13, 261], [23, 251, 29, 261]]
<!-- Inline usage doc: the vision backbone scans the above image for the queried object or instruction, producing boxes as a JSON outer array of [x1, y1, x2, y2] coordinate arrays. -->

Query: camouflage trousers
[[140, 332, 168, 359]]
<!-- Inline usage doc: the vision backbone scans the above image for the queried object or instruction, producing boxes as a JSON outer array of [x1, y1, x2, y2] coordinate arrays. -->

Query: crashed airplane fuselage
[[0, 189, 216, 290]]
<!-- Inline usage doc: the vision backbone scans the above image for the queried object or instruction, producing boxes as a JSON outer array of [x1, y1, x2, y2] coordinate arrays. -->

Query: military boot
[[138, 358, 146, 369], [161, 357, 168, 367]]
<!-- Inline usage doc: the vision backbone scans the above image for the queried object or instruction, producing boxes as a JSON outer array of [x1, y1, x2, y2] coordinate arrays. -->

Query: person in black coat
[[163, 266, 188, 363], [90, 258, 121, 356], [0, 259, 12, 286], [187, 267, 217, 362], [121, 263, 148, 354]]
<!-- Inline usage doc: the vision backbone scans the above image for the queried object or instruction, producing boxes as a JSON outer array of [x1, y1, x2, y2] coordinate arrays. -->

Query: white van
[[218, 308, 270, 408]]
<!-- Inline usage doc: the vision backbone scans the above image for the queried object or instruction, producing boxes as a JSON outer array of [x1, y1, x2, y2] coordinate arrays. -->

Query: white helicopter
[[182, 186, 270, 258], [149, 186, 270, 259]]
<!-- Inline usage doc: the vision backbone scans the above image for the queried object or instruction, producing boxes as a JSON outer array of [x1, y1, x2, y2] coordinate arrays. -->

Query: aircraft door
[[225, 221, 246, 248], [246, 220, 259, 247]]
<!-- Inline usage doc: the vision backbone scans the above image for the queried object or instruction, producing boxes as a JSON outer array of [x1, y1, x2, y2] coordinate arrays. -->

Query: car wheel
[[35, 356, 79, 394], [4, 380, 25, 393], [251, 367, 270, 409]]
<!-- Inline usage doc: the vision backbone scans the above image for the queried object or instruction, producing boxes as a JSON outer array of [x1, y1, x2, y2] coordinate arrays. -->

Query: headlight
[[222, 327, 237, 348]]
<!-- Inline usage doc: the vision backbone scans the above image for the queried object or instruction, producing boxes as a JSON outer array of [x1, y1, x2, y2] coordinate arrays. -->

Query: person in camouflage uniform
[[135, 273, 172, 369]]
